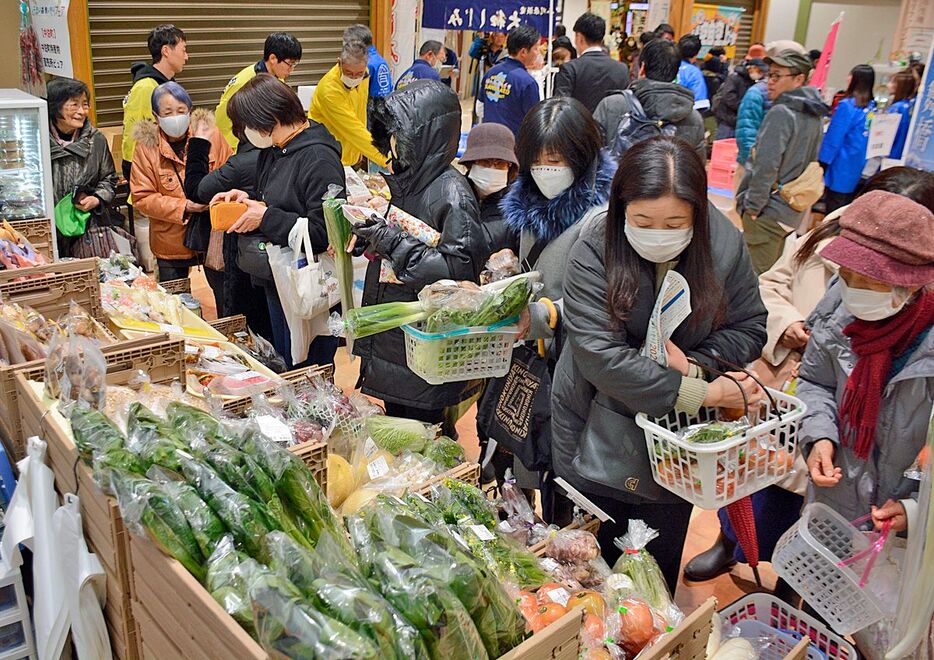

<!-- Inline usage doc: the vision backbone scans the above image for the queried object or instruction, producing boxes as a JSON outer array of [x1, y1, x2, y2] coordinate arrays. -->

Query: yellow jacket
[[215, 61, 265, 149], [121, 77, 161, 165], [308, 65, 388, 168]]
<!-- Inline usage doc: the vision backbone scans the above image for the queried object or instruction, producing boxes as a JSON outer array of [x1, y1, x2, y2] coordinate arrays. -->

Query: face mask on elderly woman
[[840, 279, 911, 321]]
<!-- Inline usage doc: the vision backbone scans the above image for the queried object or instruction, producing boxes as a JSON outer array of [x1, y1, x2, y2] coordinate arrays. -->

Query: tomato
[[656, 458, 685, 486], [583, 613, 606, 642], [617, 598, 658, 655], [570, 590, 606, 619], [530, 603, 569, 633], [581, 648, 612, 660], [517, 590, 538, 624], [536, 583, 569, 606]]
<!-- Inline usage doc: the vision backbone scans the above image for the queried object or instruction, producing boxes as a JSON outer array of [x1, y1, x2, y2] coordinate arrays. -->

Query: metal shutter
[[88, 1, 369, 127]]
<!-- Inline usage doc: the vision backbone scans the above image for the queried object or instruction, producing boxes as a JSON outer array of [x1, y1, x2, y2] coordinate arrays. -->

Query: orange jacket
[[129, 111, 232, 261]]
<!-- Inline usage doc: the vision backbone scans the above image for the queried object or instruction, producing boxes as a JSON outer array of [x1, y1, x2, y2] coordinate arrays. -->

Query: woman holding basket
[[550, 136, 767, 592]]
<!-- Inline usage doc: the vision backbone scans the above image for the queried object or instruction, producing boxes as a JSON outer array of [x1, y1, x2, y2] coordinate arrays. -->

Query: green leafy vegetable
[[70, 406, 125, 458], [423, 436, 466, 468], [206, 535, 254, 634], [366, 415, 434, 455]]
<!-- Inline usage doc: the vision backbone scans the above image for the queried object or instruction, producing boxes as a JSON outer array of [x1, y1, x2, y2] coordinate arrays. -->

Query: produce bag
[[44, 329, 106, 415], [206, 535, 255, 634], [365, 415, 437, 454], [322, 187, 355, 350], [611, 520, 682, 624]]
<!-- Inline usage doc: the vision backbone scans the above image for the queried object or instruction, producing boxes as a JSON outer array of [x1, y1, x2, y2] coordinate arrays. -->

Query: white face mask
[[158, 114, 190, 138], [531, 166, 575, 200], [624, 221, 694, 263], [244, 127, 275, 149], [840, 279, 909, 321], [469, 166, 509, 196], [433, 56, 444, 72], [341, 73, 364, 89]]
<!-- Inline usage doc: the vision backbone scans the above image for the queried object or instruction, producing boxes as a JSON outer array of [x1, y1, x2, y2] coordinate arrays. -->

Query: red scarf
[[840, 290, 934, 460]]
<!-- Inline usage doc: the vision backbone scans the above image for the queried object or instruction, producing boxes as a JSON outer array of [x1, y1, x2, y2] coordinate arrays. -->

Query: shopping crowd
[[45, 17, 933, 600]]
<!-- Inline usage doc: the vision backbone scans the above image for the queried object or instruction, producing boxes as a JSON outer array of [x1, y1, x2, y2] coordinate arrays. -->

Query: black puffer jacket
[[477, 186, 518, 253], [353, 80, 489, 408], [551, 205, 766, 503], [713, 64, 755, 129]]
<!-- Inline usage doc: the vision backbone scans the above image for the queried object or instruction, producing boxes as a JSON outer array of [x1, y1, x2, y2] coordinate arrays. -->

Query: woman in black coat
[[550, 136, 767, 592], [350, 80, 489, 427]]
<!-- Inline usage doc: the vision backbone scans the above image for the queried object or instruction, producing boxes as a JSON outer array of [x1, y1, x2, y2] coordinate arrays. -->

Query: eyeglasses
[[63, 100, 90, 111], [282, 60, 299, 70], [767, 72, 799, 82]]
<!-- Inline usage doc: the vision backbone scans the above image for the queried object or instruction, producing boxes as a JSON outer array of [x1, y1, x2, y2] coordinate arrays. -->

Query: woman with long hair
[[886, 70, 918, 161], [550, 136, 767, 592], [819, 64, 876, 213]]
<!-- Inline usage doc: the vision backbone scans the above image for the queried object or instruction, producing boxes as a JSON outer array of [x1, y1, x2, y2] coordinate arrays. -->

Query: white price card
[[540, 557, 560, 573], [229, 370, 263, 382], [158, 323, 184, 335], [363, 437, 379, 458], [467, 524, 496, 541], [201, 345, 223, 360], [545, 586, 571, 607], [367, 455, 390, 480], [184, 344, 199, 354], [254, 415, 292, 445]]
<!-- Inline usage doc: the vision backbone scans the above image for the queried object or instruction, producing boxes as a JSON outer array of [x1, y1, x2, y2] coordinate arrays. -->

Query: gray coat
[[49, 121, 117, 207], [798, 281, 934, 522], [735, 86, 828, 225], [551, 206, 767, 503]]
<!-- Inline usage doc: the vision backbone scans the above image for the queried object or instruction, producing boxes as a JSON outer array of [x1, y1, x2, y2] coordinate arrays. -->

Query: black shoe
[[683, 532, 737, 582]]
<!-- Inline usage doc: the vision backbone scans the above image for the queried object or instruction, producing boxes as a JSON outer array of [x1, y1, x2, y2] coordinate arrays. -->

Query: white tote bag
[[267, 218, 339, 365]]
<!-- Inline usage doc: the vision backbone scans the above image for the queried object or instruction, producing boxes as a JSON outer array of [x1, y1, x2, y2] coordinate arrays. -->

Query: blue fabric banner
[[422, 0, 554, 34]]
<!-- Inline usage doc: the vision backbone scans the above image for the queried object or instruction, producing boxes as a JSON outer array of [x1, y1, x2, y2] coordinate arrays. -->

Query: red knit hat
[[820, 190, 934, 287]]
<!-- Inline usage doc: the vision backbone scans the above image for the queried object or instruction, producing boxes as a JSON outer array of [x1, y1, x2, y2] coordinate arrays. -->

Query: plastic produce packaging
[[44, 329, 106, 414], [611, 520, 682, 624]]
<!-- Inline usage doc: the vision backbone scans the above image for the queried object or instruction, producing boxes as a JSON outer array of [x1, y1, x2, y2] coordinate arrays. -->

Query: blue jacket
[[395, 59, 440, 90], [367, 46, 393, 97], [736, 81, 769, 165], [481, 57, 541, 137], [888, 98, 914, 160], [677, 60, 709, 110], [819, 97, 876, 194]]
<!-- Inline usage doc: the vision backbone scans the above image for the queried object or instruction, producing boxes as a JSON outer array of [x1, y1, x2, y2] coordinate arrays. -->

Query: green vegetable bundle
[[71, 406, 124, 458], [344, 300, 429, 339], [611, 520, 675, 613], [423, 436, 466, 469], [166, 401, 224, 443], [323, 196, 356, 330], [435, 478, 498, 529], [366, 415, 434, 454], [425, 273, 537, 333], [125, 402, 187, 471], [206, 535, 255, 634]]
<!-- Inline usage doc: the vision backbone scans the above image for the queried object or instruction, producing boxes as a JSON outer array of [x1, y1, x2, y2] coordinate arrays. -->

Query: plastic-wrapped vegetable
[[612, 520, 678, 617], [125, 402, 187, 471], [166, 401, 224, 443], [157, 475, 227, 559], [110, 469, 205, 581], [434, 478, 498, 529], [206, 535, 254, 634], [500, 471, 535, 529], [365, 415, 435, 455], [44, 331, 106, 414], [544, 529, 601, 564], [178, 451, 280, 558], [248, 566, 380, 659], [423, 435, 466, 469], [264, 531, 425, 659], [70, 405, 124, 458]]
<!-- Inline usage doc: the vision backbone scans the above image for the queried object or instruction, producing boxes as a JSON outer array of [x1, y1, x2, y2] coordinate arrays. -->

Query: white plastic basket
[[733, 620, 822, 660], [772, 503, 891, 636], [634, 389, 806, 509], [401, 319, 520, 385], [720, 593, 857, 660]]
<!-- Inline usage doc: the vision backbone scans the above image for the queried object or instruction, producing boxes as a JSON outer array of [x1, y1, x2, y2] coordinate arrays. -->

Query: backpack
[[609, 90, 677, 160]]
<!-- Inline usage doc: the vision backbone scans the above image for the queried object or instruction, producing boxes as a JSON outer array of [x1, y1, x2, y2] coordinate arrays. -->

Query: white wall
[[805, 0, 902, 93], [764, 0, 800, 44], [562, 0, 589, 33]]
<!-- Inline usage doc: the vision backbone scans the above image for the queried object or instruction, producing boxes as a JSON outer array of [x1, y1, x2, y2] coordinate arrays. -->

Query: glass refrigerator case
[[0, 89, 55, 234]]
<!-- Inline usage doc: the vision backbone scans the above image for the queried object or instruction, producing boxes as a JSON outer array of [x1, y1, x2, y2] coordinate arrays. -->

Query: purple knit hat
[[820, 190, 934, 287]]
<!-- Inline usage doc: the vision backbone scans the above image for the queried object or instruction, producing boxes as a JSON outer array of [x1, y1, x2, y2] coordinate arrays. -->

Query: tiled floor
[[189, 188, 772, 612]]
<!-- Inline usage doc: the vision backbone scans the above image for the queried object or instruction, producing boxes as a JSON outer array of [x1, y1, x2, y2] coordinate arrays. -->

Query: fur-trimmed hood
[[501, 150, 616, 242], [131, 107, 215, 149]]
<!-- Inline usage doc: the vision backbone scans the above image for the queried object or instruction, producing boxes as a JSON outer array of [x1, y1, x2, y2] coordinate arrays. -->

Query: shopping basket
[[634, 387, 805, 509], [401, 317, 520, 385], [720, 593, 857, 660], [772, 503, 894, 636]]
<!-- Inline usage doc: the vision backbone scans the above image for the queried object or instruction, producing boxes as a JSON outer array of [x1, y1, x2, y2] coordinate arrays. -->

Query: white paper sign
[[467, 524, 496, 541], [363, 437, 379, 458], [367, 455, 390, 480], [255, 415, 292, 446], [158, 323, 183, 335], [29, 0, 73, 78], [641, 271, 691, 367], [866, 113, 903, 159], [545, 586, 571, 607]]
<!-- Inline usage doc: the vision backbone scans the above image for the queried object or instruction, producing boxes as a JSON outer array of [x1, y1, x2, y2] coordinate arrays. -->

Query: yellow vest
[[121, 77, 160, 165], [215, 62, 263, 149], [308, 65, 388, 168]]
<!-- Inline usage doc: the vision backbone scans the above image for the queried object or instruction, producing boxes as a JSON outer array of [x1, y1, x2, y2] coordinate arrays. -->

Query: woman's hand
[[74, 194, 100, 211], [185, 199, 208, 213], [872, 499, 907, 533], [191, 115, 215, 140], [210, 189, 249, 205], [780, 321, 810, 350], [227, 199, 266, 233], [665, 340, 689, 376], [703, 371, 763, 409], [806, 439, 843, 487]]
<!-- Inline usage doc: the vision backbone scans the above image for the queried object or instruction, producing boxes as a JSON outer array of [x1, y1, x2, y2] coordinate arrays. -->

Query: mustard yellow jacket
[[215, 61, 268, 149]]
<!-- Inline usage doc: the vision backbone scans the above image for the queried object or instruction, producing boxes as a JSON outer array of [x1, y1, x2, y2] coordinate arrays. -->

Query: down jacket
[[798, 282, 934, 524], [49, 121, 117, 208], [551, 207, 767, 503], [129, 111, 232, 261], [735, 81, 769, 165], [353, 80, 489, 409]]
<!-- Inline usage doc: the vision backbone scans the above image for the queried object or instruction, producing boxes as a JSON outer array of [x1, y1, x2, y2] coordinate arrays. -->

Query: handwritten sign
[[422, 0, 554, 34], [29, 0, 73, 78], [865, 113, 902, 160]]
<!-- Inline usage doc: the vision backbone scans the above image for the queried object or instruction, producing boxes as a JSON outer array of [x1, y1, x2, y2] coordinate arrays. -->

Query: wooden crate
[[220, 364, 335, 417], [289, 440, 327, 495], [530, 516, 601, 557], [8, 217, 53, 262], [208, 314, 247, 336], [500, 608, 583, 660], [159, 277, 191, 295]]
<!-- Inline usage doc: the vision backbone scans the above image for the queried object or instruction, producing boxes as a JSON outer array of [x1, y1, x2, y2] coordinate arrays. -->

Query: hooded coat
[[551, 207, 767, 503], [736, 86, 828, 225], [353, 80, 489, 409], [735, 81, 769, 165], [121, 62, 172, 167], [129, 110, 233, 261], [713, 64, 756, 130], [593, 78, 707, 163]]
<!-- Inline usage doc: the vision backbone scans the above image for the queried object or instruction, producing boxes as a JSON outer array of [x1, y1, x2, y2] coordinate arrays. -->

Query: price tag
[[540, 558, 560, 573], [497, 520, 516, 534], [229, 370, 263, 382], [545, 586, 571, 607], [233, 331, 248, 339], [184, 344, 199, 354], [363, 437, 378, 458], [451, 530, 470, 549], [367, 455, 390, 480], [467, 524, 496, 541], [158, 323, 183, 335], [255, 415, 292, 445], [201, 345, 223, 360]]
